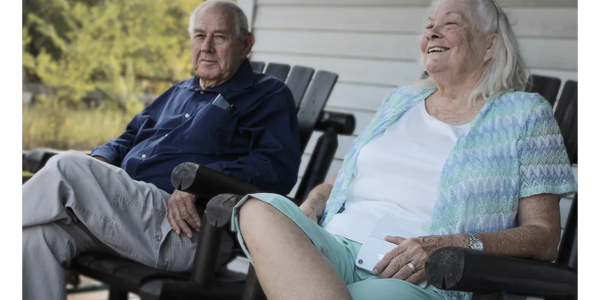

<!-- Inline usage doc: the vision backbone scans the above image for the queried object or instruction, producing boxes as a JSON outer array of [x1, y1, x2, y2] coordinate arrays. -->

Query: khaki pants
[[22, 151, 199, 300]]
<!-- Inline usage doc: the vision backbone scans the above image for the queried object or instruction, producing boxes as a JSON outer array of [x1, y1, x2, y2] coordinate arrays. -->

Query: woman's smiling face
[[420, 0, 487, 78]]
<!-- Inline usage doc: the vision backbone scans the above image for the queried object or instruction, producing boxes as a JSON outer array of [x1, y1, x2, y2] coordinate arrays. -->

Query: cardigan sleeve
[[517, 97, 577, 198]]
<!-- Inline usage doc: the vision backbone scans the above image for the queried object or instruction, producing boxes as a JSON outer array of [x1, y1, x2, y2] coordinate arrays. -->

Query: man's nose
[[201, 37, 213, 52]]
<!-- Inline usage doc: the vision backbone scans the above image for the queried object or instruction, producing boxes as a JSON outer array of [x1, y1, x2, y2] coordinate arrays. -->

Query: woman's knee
[[239, 197, 290, 237], [239, 198, 274, 226]]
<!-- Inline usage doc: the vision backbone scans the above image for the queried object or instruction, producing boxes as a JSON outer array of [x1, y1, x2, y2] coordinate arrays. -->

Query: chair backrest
[[554, 80, 577, 165], [251, 61, 338, 152], [296, 71, 339, 152], [554, 80, 577, 271], [285, 66, 315, 109], [422, 72, 562, 107], [264, 63, 291, 82], [249, 61, 265, 73], [527, 75, 562, 107]]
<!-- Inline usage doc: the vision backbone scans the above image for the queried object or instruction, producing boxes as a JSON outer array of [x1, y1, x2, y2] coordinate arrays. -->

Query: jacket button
[[185, 113, 190, 118], [141, 154, 146, 158]]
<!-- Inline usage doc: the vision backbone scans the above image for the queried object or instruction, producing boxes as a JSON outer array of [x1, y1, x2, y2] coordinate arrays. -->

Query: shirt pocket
[[176, 104, 237, 154]]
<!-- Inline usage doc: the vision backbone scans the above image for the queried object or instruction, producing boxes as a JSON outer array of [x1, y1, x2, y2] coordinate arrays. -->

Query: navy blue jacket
[[91, 60, 301, 194]]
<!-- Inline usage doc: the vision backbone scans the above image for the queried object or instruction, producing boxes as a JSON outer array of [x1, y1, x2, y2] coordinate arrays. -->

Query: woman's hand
[[299, 174, 338, 224], [300, 202, 319, 223], [373, 236, 430, 284]]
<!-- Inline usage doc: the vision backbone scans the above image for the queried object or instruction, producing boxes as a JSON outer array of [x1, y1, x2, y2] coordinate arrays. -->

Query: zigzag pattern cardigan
[[320, 86, 577, 300]]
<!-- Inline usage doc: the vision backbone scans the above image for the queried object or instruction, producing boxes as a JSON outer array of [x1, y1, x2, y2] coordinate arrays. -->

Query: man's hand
[[167, 190, 201, 238]]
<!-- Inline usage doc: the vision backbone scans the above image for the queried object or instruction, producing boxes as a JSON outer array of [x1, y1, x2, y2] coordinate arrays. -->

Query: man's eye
[[426, 25, 433, 29], [195, 34, 205, 39]]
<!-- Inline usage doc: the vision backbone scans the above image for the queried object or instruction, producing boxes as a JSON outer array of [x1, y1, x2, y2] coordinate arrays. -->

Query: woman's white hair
[[418, 0, 529, 104], [187, 0, 250, 41]]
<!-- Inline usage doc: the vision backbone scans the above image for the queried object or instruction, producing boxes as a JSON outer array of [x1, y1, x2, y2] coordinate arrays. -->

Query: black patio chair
[[527, 74, 562, 107], [263, 63, 291, 82], [249, 61, 265, 73]]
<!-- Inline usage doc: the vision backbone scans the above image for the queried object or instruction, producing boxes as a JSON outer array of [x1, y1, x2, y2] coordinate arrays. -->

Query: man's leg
[[22, 221, 116, 300], [22, 151, 196, 297]]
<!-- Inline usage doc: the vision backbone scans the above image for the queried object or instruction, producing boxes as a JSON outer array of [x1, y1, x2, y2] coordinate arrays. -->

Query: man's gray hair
[[419, 0, 529, 105], [187, 0, 250, 41]]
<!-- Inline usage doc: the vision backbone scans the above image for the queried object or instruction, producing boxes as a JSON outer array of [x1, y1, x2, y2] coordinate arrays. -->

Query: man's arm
[[90, 114, 142, 166]]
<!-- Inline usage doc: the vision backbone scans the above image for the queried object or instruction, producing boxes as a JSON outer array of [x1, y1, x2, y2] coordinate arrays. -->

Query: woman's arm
[[374, 193, 562, 283], [475, 193, 561, 260], [299, 174, 338, 223]]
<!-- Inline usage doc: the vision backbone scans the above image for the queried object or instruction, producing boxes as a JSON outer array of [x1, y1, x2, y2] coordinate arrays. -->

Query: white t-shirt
[[325, 99, 470, 244]]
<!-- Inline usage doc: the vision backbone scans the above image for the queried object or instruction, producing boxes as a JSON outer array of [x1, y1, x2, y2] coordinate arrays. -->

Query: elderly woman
[[232, 0, 577, 299]]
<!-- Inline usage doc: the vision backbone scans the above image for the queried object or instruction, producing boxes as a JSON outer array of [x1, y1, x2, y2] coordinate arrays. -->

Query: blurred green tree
[[23, 0, 203, 112]]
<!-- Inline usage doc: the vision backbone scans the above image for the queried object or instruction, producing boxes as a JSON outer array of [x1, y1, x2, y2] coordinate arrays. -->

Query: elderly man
[[22, 1, 301, 299]]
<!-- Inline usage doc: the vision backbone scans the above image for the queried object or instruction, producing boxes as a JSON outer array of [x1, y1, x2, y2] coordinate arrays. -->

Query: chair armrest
[[315, 110, 355, 135], [24, 148, 92, 173], [171, 162, 264, 200], [23, 148, 63, 173], [425, 247, 577, 299]]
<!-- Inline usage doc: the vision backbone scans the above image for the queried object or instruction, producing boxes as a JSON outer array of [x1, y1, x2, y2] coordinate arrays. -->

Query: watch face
[[469, 234, 484, 251]]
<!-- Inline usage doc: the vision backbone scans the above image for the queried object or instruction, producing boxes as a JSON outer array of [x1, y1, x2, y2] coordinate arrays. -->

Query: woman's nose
[[427, 30, 441, 40], [426, 25, 442, 40]]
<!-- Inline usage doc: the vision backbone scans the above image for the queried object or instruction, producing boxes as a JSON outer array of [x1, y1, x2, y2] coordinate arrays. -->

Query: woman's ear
[[483, 33, 497, 63]]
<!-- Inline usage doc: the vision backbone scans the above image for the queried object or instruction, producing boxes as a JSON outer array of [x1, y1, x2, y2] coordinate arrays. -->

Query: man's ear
[[483, 33, 497, 63], [242, 33, 255, 58]]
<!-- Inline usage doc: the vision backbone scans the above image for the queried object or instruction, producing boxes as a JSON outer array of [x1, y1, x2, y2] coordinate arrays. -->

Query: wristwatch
[[467, 233, 484, 251]]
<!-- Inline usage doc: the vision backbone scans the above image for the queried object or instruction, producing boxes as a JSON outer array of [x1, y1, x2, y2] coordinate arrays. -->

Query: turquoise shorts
[[231, 193, 444, 300]]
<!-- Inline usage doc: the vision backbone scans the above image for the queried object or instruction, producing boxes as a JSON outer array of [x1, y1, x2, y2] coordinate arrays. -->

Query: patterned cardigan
[[319, 85, 577, 300]]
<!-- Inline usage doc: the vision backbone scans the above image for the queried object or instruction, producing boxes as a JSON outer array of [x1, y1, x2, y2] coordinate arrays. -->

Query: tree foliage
[[23, 0, 203, 111]]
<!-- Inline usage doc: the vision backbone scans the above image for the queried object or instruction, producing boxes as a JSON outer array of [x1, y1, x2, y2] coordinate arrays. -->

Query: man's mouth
[[427, 47, 450, 54]]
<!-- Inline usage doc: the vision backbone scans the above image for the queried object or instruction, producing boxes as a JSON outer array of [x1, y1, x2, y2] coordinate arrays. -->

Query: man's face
[[191, 6, 253, 88]]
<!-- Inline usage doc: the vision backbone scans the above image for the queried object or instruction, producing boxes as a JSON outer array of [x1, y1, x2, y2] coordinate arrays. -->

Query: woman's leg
[[239, 198, 352, 300], [347, 279, 444, 300]]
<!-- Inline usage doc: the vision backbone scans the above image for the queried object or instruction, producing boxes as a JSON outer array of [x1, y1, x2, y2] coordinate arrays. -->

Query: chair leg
[[108, 288, 129, 300], [65, 271, 81, 290]]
